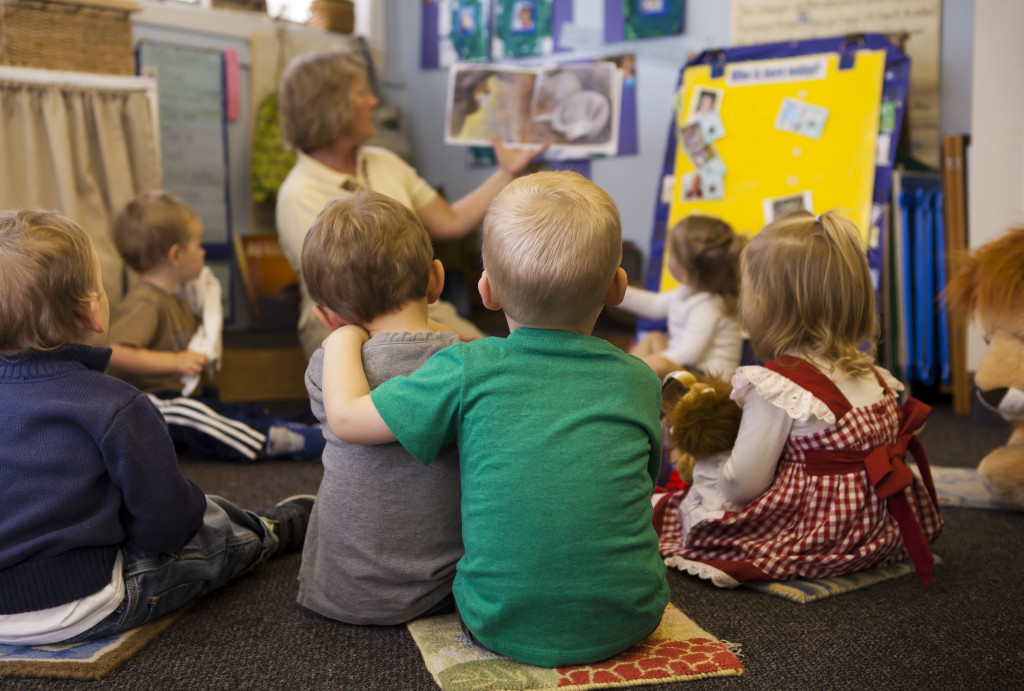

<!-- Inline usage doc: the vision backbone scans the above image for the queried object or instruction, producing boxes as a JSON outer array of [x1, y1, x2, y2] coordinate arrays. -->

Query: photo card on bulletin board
[[423, 0, 573, 67], [422, 0, 492, 69], [604, 0, 686, 42], [491, 0, 573, 59]]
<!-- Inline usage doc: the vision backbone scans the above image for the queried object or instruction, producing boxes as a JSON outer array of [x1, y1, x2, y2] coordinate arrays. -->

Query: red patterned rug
[[406, 603, 743, 690]]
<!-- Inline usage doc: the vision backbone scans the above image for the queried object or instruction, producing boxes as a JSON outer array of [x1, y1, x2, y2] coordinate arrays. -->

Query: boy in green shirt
[[320, 171, 669, 667]]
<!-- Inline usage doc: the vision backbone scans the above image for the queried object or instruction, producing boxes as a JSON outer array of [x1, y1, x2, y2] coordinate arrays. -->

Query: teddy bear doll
[[944, 225, 1024, 510], [661, 370, 742, 485]]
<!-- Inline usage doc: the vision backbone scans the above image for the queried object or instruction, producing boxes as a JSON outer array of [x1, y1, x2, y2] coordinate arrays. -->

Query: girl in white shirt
[[656, 211, 943, 589], [620, 215, 746, 379]]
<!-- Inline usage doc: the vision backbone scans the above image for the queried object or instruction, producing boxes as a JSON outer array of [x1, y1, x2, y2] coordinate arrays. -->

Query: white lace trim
[[876, 367, 905, 394], [732, 366, 836, 424], [664, 556, 741, 589]]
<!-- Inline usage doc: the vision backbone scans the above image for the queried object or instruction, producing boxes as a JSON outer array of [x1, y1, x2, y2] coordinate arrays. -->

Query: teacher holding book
[[276, 49, 545, 358]]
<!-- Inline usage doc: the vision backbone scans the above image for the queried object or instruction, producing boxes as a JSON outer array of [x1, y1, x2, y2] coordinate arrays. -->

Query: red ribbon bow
[[803, 397, 939, 589]]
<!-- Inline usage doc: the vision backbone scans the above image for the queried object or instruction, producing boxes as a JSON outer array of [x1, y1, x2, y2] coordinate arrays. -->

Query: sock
[[265, 423, 325, 460]]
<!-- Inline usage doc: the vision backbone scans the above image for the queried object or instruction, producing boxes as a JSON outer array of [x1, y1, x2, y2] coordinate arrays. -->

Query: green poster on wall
[[605, 0, 685, 41], [493, 0, 554, 59], [449, 0, 490, 62]]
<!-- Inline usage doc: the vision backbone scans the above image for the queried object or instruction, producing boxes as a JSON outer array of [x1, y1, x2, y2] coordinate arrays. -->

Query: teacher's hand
[[491, 137, 549, 177]]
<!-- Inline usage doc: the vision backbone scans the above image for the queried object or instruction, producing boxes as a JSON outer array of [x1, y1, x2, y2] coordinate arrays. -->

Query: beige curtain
[[0, 67, 161, 312]]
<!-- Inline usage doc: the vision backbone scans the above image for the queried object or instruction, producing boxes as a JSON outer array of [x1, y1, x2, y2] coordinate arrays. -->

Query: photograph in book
[[446, 65, 536, 147], [446, 62, 621, 158]]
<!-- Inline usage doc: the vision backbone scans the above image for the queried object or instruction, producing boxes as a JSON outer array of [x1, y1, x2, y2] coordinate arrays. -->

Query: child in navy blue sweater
[[0, 209, 311, 644]]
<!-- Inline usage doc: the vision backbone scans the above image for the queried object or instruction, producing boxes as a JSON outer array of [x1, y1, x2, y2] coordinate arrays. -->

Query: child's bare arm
[[109, 344, 206, 377], [639, 352, 681, 380], [321, 325, 398, 445]]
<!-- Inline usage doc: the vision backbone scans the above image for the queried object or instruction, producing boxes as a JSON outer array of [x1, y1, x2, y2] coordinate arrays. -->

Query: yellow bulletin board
[[642, 35, 909, 301]]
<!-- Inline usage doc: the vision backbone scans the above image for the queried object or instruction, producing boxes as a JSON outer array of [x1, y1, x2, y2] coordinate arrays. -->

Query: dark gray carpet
[[4, 401, 1022, 691]]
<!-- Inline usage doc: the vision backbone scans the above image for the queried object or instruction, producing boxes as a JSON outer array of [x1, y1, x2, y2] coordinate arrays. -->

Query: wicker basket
[[307, 0, 353, 34], [0, 0, 138, 76]]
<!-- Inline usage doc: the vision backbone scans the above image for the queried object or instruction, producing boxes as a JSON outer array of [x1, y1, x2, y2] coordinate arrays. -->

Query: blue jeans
[[66, 496, 278, 641]]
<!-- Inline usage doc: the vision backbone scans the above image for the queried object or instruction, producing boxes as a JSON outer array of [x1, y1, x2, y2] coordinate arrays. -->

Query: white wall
[[967, 0, 1024, 370], [939, 0, 974, 136]]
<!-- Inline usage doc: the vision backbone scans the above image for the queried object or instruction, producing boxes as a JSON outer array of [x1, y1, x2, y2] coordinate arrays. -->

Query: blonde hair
[[739, 211, 878, 374], [482, 171, 622, 327], [0, 209, 99, 354], [279, 50, 368, 152], [668, 214, 746, 311], [301, 190, 434, 324], [113, 190, 198, 274]]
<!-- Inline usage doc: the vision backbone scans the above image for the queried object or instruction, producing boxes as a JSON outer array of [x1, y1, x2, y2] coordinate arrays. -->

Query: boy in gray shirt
[[297, 191, 462, 624]]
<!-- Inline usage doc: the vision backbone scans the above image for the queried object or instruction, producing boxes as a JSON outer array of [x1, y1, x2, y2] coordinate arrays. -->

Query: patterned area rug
[[918, 466, 1012, 510], [740, 555, 942, 603], [0, 605, 190, 681], [406, 603, 743, 691]]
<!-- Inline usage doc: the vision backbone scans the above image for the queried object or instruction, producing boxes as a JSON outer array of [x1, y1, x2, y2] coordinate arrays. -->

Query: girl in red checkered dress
[[656, 211, 943, 589]]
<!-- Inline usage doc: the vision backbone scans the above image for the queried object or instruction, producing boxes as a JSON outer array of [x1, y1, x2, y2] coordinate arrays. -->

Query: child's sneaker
[[258, 494, 315, 556]]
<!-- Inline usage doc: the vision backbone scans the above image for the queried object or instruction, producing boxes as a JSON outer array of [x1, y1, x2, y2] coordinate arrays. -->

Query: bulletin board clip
[[707, 49, 727, 79], [839, 34, 866, 70]]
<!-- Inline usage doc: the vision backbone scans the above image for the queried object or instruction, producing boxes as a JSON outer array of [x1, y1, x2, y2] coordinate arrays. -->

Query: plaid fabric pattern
[[658, 363, 943, 583]]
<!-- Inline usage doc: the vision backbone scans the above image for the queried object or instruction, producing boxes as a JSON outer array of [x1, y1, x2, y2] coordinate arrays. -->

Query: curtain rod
[[0, 65, 155, 92]]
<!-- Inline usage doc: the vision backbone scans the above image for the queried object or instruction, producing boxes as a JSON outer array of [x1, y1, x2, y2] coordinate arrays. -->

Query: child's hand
[[175, 350, 208, 377], [324, 324, 371, 349], [321, 324, 396, 445]]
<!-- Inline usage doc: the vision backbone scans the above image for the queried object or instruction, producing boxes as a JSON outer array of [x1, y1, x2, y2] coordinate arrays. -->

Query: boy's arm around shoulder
[[102, 391, 207, 552], [321, 325, 398, 445]]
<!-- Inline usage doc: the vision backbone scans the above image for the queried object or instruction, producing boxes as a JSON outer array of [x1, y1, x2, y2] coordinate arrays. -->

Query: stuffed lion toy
[[661, 370, 742, 484], [944, 225, 1024, 510]]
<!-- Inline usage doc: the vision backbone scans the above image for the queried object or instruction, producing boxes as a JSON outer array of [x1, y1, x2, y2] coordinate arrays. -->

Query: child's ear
[[477, 271, 502, 311], [426, 259, 445, 304], [166, 243, 181, 267], [603, 267, 628, 307], [313, 305, 350, 331], [80, 297, 106, 335]]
